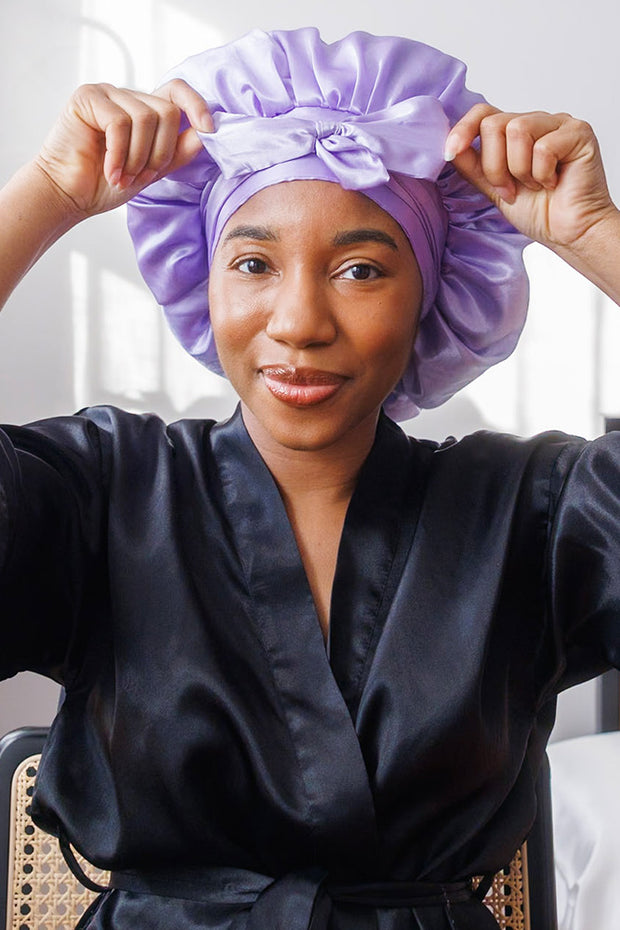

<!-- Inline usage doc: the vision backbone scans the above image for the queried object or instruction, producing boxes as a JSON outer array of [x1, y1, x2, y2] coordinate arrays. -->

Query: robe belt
[[105, 866, 490, 930], [59, 838, 495, 930]]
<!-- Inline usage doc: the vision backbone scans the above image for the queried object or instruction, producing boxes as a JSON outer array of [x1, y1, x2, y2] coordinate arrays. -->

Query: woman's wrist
[[0, 160, 86, 310], [22, 158, 88, 232], [553, 205, 620, 305]]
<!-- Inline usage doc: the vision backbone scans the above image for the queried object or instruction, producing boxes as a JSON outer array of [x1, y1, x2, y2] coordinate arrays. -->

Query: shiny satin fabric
[[199, 100, 449, 197], [127, 28, 530, 420], [1, 407, 619, 929], [98, 868, 497, 930], [82, 880, 499, 930]]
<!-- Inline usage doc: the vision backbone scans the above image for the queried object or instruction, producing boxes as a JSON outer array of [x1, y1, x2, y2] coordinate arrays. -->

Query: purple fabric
[[127, 28, 530, 419]]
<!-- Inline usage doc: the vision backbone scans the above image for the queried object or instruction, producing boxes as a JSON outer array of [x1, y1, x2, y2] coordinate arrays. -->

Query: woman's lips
[[260, 366, 347, 407]]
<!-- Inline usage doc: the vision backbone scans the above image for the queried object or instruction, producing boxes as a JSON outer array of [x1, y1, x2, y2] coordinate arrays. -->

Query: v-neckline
[[208, 407, 432, 870], [210, 407, 430, 719], [328, 413, 432, 720]]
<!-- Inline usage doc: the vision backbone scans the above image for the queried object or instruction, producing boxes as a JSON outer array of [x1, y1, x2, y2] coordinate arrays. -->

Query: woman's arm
[[445, 106, 620, 304], [0, 80, 212, 311]]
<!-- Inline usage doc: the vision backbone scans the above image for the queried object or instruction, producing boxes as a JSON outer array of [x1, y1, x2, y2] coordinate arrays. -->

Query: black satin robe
[[1, 405, 619, 930]]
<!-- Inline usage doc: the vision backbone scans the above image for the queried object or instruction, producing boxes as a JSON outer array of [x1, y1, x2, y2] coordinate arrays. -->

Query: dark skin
[[207, 180, 423, 637]]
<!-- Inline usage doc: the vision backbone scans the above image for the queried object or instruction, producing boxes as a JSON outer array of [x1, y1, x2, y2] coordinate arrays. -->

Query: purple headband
[[128, 28, 530, 419]]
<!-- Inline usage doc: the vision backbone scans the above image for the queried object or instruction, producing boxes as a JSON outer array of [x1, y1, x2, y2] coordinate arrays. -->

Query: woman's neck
[[240, 403, 379, 505], [240, 404, 380, 641]]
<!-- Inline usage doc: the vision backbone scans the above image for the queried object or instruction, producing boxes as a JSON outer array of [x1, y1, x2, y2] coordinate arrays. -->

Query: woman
[[1, 27, 620, 930]]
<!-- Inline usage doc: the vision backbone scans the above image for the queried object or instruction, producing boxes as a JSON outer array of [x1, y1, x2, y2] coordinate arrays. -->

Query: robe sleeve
[[0, 410, 110, 684], [546, 430, 620, 693]]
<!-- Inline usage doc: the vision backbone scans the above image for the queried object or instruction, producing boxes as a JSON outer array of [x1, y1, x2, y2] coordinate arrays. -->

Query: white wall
[[1, 0, 619, 738]]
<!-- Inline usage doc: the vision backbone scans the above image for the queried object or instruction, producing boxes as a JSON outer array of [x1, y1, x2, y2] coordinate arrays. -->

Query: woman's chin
[[240, 399, 381, 456]]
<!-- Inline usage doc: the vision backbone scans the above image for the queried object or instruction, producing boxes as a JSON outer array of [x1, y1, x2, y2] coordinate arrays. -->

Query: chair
[[0, 727, 556, 930], [470, 754, 557, 930], [0, 728, 107, 930]]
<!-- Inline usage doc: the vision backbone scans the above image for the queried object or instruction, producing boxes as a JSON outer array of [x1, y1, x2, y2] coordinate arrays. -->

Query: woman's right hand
[[34, 80, 213, 219]]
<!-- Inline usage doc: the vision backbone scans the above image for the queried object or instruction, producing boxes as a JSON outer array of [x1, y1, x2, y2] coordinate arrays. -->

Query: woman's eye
[[340, 264, 381, 281], [236, 258, 269, 274]]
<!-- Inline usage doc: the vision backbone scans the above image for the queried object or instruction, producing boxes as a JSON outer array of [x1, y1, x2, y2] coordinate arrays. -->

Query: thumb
[[451, 147, 503, 205], [166, 126, 205, 174]]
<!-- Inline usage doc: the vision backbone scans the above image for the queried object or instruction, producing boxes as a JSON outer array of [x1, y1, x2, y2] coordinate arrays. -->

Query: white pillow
[[548, 731, 620, 930]]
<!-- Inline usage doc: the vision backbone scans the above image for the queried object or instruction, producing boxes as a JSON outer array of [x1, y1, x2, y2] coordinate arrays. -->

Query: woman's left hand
[[445, 104, 617, 251]]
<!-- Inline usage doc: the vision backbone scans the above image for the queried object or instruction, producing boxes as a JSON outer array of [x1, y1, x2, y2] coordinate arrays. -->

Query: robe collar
[[209, 406, 432, 874]]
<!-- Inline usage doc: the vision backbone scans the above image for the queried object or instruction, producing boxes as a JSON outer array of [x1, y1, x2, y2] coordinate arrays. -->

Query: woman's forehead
[[219, 179, 410, 244]]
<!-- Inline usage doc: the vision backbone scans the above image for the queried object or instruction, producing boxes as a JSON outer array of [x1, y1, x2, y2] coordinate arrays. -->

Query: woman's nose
[[265, 274, 337, 348]]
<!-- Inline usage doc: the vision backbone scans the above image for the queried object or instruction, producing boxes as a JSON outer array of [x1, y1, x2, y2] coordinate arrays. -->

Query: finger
[[530, 117, 595, 187], [504, 113, 564, 191], [444, 102, 501, 160], [116, 95, 208, 192], [70, 84, 135, 187], [124, 91, 184, 176], [102, 86, 170, 186], [103, 81, 212, 188], [165, 126, 206, 174], [478, 112, 516, 201], [130, 83, 213, 182], [126, 94, 208, 182], [155, 78, 214, 133], [117, 126, 206, 198], [450, 146, 504, 206], [101, 116, 132, 188], [74, 84, 161, 187], [104, 86, 200, 188]]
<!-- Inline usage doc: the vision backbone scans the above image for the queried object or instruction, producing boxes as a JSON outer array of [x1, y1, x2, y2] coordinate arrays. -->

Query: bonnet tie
[[197, 96, 449, 190]]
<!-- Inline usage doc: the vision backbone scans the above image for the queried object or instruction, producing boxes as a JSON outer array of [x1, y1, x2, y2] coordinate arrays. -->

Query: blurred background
[[1, 0, 619, 740]]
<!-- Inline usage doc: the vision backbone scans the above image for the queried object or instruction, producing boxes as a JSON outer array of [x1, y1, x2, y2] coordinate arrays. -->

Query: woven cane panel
[[475, 847, 529, 930], [7, 755, 109, 930]]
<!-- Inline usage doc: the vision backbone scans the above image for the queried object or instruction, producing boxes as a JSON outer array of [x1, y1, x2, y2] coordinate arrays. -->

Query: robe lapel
[[209, 408, 380, 870], [328, 414, 433, 722]]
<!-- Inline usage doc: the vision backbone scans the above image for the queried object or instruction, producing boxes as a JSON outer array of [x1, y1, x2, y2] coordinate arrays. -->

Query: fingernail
[[120, 173, 136, 189], [139, 169, 158, 186], [496, 184, 516, 204], [109, 168, 122, 187], [196, 109, 214, 133], [443, 131, 460, 161]]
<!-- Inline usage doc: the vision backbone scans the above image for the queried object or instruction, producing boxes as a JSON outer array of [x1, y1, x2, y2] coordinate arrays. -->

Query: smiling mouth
[[260, 366, 347, 407]]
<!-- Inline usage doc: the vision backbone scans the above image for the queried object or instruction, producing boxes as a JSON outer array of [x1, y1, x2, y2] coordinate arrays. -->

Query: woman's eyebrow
[[333, 229, 399, 250], [222, 225, 279, 243]]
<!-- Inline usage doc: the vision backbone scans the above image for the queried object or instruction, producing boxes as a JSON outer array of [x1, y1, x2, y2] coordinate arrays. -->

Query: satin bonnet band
[[127, 28, 530, 419]]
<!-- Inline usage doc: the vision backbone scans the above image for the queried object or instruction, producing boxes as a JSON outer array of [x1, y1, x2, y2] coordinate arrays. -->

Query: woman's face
[[208, 180, 423, 453]]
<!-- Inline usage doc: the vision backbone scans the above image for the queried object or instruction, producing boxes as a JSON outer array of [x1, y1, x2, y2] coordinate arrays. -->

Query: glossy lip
[[260, 366, 348, 407]]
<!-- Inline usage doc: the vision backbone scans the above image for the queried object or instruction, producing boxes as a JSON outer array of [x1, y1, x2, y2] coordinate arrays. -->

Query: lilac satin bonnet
[[127, 28, 530, 419]]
